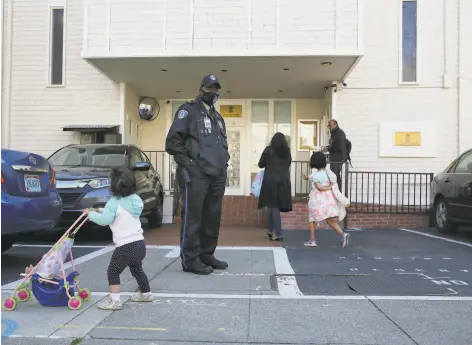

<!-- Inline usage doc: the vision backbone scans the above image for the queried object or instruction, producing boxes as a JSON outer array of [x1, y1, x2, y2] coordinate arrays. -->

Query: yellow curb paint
[[54, 324, 167, 332]]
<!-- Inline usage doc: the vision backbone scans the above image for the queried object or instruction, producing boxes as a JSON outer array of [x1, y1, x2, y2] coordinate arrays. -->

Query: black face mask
[[201, 91, 219, 106]]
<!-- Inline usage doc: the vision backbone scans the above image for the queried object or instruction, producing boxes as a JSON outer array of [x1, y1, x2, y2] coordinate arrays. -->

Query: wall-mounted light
[[221, 69, 227, 72], [321, 62, 332, 67], [161, 69, 168, 72], [282, 68, 290, 71]]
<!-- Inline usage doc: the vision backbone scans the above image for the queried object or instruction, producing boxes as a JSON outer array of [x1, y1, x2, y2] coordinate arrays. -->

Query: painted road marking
[[1, 319, 18, 337], [213, 272, 266, 276], [147, 245, 281, 251], [54, 324, 167, 332], [164, 247, 180, 259], [273, 248, 303, 297], [21, 291, 472, 301], [152, 299, 227, 307], [398, 228, 472, 248]]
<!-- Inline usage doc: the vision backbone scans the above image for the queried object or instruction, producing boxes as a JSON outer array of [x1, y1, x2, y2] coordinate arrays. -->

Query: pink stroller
[[3, 212, 91, 311]]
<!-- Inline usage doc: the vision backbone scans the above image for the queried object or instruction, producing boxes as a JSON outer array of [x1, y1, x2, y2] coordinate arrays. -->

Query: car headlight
[[88, 179, 110, 189]]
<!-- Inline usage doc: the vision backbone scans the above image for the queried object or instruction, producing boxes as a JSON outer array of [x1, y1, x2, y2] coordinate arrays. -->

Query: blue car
[[1, 149, 62, 252], [48, 144, 164, 229]]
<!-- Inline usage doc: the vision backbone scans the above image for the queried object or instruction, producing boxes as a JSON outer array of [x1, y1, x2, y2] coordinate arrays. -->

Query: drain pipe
[[2, 0, 13, 148]]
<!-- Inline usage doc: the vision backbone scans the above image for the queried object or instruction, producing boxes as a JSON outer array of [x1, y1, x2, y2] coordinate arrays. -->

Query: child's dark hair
[[109, 167, 137, 197], [310, 151, 327, 169]]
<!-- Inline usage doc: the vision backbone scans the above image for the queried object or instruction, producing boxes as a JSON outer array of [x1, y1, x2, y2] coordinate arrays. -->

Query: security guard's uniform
[[165, 74, 230, 275]]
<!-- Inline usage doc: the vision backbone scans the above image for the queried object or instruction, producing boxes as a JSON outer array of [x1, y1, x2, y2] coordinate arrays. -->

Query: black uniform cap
[[200, 74, 221, 89]]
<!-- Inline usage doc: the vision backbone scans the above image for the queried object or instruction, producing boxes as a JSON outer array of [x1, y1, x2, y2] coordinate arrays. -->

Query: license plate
[[24, 174, 41, 192]]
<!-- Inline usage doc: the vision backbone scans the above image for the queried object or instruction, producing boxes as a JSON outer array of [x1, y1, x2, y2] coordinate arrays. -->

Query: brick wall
[[176, 197, 429, 229]]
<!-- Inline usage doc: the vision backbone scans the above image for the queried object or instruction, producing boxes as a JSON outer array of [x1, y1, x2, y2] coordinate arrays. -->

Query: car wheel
[[435, 198, 457, 233], [1, 235, 15, 253], [146, 195, 163, 228]]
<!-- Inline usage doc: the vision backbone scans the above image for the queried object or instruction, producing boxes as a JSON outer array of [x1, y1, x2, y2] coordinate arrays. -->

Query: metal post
[[343, 162, 350, 230]]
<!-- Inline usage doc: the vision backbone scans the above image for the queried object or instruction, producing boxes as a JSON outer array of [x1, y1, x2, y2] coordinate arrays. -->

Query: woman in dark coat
[[258, 132, 293, 241]]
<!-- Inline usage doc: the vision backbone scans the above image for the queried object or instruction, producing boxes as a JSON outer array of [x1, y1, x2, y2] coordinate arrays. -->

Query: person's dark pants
[[177, 166, 226, 268], [330, 162, 343, 192], [267, 207, 282, 237], [107, 240, 150, 293]]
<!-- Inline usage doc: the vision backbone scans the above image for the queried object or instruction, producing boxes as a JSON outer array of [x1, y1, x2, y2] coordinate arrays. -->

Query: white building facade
[[2, 0, 472, 203]]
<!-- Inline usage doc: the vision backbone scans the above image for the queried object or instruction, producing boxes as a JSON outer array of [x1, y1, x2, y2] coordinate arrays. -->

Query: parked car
[[1, 149, 62, 252], [430, 148, 472, 233], [48, 144, 164, 229]]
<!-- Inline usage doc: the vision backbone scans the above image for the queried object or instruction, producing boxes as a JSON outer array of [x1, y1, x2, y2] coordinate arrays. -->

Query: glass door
[[225, 127, 245, 195]]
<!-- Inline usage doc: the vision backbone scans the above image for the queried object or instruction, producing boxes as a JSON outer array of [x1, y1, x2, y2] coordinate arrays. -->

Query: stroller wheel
[[3, 297, 18, 311], [68, 297, 82, 310], [78, 288, 91, 302], [17, 288, 31, 302]]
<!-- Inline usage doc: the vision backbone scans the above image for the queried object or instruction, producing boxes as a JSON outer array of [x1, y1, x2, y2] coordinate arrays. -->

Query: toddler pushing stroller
[[3, 212, 92, 311]]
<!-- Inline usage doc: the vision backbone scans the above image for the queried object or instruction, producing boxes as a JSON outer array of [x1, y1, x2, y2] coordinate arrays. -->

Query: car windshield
[[48, 146, 127, 167]]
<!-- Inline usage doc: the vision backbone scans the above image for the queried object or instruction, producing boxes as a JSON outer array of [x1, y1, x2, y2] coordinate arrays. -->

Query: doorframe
[[215, 99, 250, 196]]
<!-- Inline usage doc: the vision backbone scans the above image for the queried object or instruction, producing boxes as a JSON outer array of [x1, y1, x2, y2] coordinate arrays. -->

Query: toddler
[[302, 152, 351, 248], [87, 166, 152, 310]]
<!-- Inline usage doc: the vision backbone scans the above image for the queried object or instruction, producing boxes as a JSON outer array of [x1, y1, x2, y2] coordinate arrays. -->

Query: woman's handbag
[[251, 169, 264, 198]]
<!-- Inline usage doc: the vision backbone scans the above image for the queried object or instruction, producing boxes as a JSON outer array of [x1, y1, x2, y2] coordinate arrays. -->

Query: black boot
[[201, 256, 228, 270], [182, 259, 213, 275]]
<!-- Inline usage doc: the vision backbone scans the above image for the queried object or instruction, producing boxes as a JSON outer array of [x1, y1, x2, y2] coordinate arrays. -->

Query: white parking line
[[164, 247, 181, 258], [3, 290, 470, 301], [272, 247, 303, 297], [398, 228, 472, 248]]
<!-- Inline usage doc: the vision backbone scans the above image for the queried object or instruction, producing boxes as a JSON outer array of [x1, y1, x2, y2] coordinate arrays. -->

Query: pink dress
[[308, 168, 350, 224]]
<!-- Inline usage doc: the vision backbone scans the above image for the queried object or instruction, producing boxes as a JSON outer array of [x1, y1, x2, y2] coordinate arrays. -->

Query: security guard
[[165, 74, 230, 275]]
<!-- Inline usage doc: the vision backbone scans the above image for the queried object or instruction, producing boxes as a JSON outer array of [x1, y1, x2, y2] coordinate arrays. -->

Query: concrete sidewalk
[[2, 245, 472, 345]]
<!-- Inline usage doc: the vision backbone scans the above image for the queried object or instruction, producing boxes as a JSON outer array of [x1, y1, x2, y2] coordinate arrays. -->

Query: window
[[274, 100, 292, 147], [453, 152, 472, 174], [401, 0, 417, 83], [48, 146, 127, 167], [49, 8, 65, 85], [251, 101, 269, 176], [129, 148, 143, 166]]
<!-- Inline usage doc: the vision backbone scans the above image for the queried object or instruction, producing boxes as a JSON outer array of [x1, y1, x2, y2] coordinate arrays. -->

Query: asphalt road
[[283, 227, 472, 296], [2, 226, 472, 345]]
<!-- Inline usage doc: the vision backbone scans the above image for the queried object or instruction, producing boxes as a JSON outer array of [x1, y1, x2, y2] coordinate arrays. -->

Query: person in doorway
[[165, 74, 230, 275], [257, 132, 293, 241], [302, 152, 351, 248], [322, 119, 347, 191]]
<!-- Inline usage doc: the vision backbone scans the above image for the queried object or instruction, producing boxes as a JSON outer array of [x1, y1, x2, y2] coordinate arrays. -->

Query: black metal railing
[[291, 160, 345, 201], [142, 150, 177, 193], [142, 150, 180, 220], [291, 161, 433, 216], [347, 171, 433, 214]]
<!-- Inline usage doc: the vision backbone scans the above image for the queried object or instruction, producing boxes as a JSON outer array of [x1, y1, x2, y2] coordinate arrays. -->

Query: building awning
[[62, 124, 119, 132]]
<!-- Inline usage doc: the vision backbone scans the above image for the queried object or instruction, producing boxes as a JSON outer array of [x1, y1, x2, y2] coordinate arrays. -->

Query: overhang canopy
[[87, 56, 359, 99], [62, 125, 119, 132]]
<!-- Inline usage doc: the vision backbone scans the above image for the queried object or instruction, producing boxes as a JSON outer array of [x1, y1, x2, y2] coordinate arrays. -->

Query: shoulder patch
[[177, 110, 188, 119]]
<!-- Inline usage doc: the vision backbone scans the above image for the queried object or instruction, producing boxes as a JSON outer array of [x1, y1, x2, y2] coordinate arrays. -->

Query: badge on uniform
[[204, 117, 211, 129], [217, 120, 224, 130], [209, 75, 216, 81], [177, 110, 188, 119]]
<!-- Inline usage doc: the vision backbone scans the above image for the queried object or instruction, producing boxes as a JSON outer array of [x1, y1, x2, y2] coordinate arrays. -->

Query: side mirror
[[131, 162, 150, 171]]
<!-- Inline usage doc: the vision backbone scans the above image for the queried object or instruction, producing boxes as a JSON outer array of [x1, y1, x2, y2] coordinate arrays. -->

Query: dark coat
[[328, 127, 347, 162], [257, 146, 293, 212]]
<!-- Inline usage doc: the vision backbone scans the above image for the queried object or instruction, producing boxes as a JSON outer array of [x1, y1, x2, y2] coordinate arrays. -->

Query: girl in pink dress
[[302, 152, 351, 248]]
